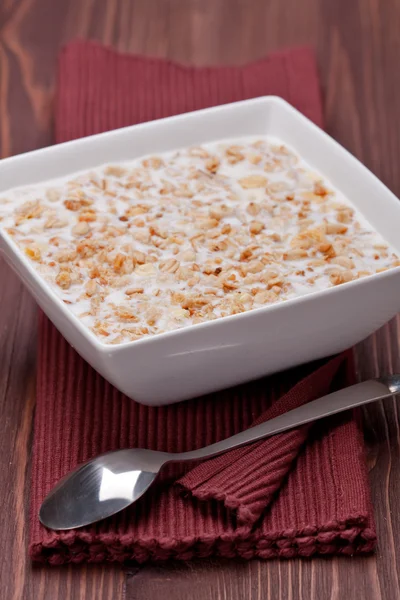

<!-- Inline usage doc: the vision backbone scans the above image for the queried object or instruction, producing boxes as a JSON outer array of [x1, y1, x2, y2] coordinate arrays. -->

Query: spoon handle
[[172, 375, 400, 462]]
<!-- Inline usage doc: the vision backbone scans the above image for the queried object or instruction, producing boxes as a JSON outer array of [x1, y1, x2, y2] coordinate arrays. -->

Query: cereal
[[56, 271, 72, 289], [0, 136, 398, 345], [205, 157, 220, 173], [239, 175, 268, 188], [25, 245, 41, 261], [249, 221, 264, 234], [72, 222, 90, 236]]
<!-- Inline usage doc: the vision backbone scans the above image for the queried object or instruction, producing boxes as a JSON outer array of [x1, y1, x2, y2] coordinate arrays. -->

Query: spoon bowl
[[39, 448, 168, 530]]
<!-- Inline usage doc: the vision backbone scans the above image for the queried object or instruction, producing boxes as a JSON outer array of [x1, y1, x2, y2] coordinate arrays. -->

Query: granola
[[0, 136, 399, 344]]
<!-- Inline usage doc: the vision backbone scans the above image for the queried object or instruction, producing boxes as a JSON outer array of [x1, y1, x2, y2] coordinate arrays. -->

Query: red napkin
[[29, 41, 376, 564]]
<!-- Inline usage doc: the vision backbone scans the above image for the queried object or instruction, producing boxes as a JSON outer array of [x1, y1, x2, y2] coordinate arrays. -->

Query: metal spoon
[[40, 375, 400, 531]]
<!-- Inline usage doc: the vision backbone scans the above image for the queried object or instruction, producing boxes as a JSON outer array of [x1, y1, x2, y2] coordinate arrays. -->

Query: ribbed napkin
[[29, 41, 375, 564]]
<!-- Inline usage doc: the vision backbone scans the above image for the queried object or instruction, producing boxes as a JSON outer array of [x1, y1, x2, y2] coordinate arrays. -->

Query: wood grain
[[1, 0, 400, 598]]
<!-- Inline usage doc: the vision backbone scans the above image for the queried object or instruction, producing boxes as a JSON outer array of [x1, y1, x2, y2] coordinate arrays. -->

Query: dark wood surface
[[1, 0, 400, 598]]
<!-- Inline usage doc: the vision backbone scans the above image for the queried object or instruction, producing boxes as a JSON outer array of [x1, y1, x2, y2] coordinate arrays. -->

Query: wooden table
[[1, 0, 400, 598]]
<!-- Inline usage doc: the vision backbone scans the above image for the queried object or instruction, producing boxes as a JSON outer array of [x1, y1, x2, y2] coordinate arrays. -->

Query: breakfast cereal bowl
[[1, 97, 400, 405]]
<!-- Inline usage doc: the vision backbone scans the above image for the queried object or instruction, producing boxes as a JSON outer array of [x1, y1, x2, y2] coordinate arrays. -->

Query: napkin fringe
[[31, 519, 376, 565]]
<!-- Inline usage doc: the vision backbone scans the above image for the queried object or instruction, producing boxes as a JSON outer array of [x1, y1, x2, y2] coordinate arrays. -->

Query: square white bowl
[[1, 97, 400, 405]]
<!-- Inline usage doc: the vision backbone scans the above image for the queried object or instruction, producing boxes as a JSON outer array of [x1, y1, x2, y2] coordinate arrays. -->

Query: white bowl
[[1, 97, 400, 405]]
